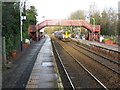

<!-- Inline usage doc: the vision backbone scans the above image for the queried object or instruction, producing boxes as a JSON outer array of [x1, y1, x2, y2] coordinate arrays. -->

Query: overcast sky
[[27, 0, 119, 22]]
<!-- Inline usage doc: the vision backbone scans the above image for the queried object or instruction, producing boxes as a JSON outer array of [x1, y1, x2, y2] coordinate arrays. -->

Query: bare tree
[[89, 2, 98, 17], [68, 10, 85, 20]]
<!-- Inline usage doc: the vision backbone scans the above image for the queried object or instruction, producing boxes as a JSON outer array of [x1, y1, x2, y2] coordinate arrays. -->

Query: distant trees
[[68, 2, 118, 36], [89, 2, 118, 36], [118, 1, 120, 36], [68, 10, 85, 20], [99, 8, 117, 35], [118, 11, 120, 36]]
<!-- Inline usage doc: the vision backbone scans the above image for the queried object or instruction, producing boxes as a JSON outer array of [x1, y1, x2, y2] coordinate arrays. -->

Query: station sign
[[21, 16, 26, 21]]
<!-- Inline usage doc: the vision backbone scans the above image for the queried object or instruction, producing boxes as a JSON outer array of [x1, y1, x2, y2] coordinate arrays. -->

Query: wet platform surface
[[26, 35, 60, 88], [3, 37, 47, 88], [72, 38, 119, 52]]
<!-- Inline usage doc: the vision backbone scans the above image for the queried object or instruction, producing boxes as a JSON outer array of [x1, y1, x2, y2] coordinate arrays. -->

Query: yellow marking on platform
[[27, 79, 39, 85], [26, 84, 38, 88], [29, 76, 40, 80]]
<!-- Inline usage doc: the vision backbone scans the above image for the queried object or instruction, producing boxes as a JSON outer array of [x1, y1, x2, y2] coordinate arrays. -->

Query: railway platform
[[26, 35, 63, 88], [71, 38, 119, 61], [72, 38, 119, 52]]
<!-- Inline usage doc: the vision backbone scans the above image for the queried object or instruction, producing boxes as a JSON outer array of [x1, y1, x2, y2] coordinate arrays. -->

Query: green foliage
[[2, 2, 38, 56], [89, 8, 118, 36], [45, 27, 55, 34], [22, 6, 37, 42], [103, 37, 115, 41], [2, 2, 20, 55], [68, 4, 118, 36], [118, 14, 120, 35]]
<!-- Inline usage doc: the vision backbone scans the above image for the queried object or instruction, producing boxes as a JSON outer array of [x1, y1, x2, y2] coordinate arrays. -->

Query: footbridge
[[36, 19, 100, 32], [28, 19, 100, 41]]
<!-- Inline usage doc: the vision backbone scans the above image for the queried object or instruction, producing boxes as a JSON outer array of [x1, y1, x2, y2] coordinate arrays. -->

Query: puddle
[[42, 62, 53, 67], [55, 74, 58, 78]]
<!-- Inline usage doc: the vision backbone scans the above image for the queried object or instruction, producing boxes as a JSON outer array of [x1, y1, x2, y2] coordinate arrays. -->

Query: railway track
[[72, 39, 119, 61], [66, 41, 120, 75], [52, 39, 108, 89]]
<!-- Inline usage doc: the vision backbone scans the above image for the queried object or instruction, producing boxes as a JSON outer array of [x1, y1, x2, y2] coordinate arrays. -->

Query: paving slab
[[72, 38, 119, 52], [2, 37, 47, 88], [26, 35, 62, 89]]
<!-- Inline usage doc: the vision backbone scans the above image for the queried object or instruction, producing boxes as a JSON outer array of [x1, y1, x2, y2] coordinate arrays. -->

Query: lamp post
[[91, 18, 95, 31], [20, 0, 26, 51], [87, 17, 95, 40], [20, 0, 23, 51], [86, 17, 95, 30], [36, 23, 38, 41], [91, 18, 95, 41]]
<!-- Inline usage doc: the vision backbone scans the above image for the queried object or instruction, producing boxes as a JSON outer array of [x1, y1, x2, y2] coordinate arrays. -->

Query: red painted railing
[[29, 19, 100, 41], [36, 19, 100, 32]]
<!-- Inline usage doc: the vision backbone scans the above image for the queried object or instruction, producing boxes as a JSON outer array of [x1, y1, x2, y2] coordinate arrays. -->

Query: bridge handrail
[[36, 19, 100, 32]]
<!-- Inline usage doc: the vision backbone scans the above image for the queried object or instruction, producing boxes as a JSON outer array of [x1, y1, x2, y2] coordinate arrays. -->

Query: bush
[[2, 2, 20, 56], [103, 37, 115, 41]]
